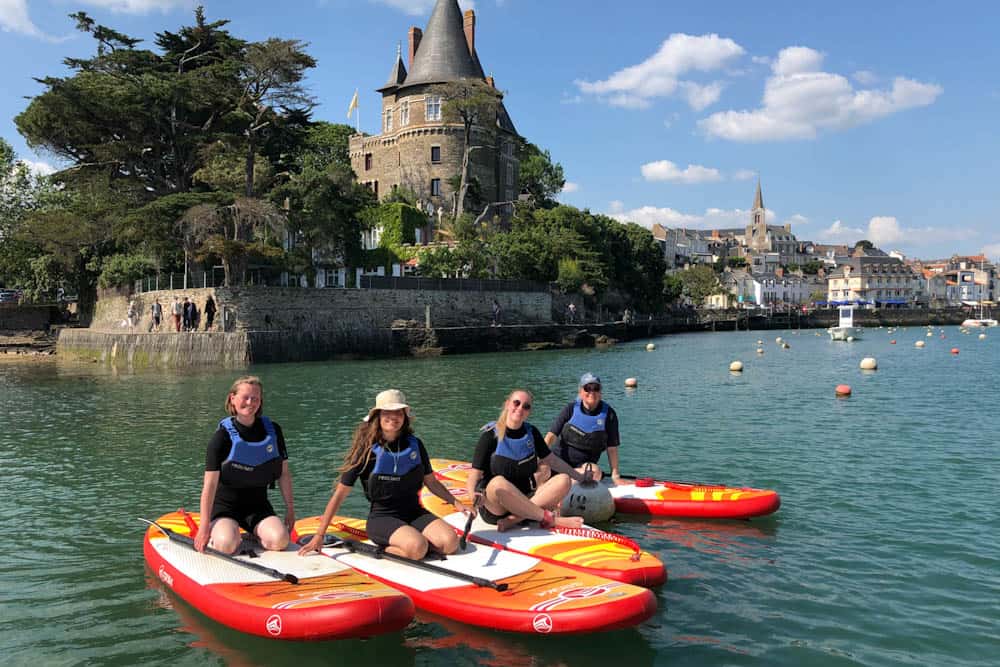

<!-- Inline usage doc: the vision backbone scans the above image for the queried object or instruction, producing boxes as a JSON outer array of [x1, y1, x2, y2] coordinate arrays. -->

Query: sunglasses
[[582, 384, 602, 393], [511, 398, 532, 411]]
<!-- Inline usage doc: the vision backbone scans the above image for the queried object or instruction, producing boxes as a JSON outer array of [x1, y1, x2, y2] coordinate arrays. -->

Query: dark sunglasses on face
[[582, 384, 602, 393], [511, 398, 532, 411]]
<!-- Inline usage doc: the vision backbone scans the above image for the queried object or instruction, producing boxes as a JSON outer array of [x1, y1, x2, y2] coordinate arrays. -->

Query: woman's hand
[[297, 534, 324, 556], [284, 508, 296, 534], [194, 529, 210, 553], [452, 499, 472, 516]]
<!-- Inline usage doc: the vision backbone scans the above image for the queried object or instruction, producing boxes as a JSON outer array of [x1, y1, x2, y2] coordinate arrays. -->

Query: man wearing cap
[[543, 373, 623, 483]]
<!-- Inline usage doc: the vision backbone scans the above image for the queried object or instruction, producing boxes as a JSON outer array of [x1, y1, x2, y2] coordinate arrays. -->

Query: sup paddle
[[319, 534, 508, 592], [140, 518, 299, 584], [458, 491, 482, 552]]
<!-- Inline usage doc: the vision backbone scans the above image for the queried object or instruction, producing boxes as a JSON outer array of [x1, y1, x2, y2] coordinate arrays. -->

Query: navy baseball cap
[[579, 372, 601, 388]]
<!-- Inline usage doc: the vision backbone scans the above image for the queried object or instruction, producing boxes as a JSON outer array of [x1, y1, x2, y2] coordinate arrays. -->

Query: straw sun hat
[[363, 389, 411, 422]]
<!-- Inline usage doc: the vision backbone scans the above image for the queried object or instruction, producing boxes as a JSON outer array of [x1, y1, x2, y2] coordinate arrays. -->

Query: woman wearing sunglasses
[[466, 389, 586, 532]]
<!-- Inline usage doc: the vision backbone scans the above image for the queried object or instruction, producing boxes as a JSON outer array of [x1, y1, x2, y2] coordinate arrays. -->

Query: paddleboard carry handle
[[321, 532, 508, 592], [139, 518, 299, 584]]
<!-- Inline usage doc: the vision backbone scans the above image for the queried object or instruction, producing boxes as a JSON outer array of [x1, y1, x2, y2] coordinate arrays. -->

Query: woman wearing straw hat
[[298, 389, 470, 560]]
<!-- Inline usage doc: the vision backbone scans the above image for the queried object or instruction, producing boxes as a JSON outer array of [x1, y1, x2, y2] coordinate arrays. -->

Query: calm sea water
[[2, 326, 998, 666]]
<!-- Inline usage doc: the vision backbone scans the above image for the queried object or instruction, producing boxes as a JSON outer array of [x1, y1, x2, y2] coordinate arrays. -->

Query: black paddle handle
[[329, 535, 507, 592], [140, 518, 299, 584]]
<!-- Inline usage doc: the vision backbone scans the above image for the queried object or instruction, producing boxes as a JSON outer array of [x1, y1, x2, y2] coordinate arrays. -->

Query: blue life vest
[[365, 435, 425, 504], [219, 416, 283, 488], [559, 399, 610, 459], [484, 421, 538, 494]]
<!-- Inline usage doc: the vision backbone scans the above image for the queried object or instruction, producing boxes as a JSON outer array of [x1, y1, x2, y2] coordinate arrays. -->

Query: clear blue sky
[[2, 0, 998, 260]]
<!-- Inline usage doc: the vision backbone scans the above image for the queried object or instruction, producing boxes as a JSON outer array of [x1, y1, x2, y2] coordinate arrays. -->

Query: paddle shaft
[[140, 518, 299, 584], [325, 535, 508, 592], [604, 470, 732, 488]]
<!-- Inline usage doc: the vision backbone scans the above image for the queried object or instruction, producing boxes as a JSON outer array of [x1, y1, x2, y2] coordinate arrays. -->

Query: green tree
[[677, 265, 720, 305], [516, 139, 565, 206], [435, 79, 503, 219], [801, 260, 823, 275], [663, 273, 683, 303]]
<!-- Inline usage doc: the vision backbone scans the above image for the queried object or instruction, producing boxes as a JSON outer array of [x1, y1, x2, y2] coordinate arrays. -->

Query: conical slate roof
[[377, 54, 408, 93], [403, 0, 485, 88]]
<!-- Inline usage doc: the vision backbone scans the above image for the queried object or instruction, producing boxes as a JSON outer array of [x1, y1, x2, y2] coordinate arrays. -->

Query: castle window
[[506, 162, 514, 187], [431, 146, 441, 164], [400, 101, 410, 126], [430, 178, 441, 196], [426, 96, 442, 122], [384, 107, 393, 132], [364, 153, 373, 171]]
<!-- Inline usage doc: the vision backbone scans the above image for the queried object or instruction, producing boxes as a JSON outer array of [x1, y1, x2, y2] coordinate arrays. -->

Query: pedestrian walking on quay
[[492, 298, 502, 327], [567, 303, 577, 324], [182, 297, 193, 331], [149, 298, 162, 332], [171, 296, 182, 332], [204, 295, 217, 331], [126, 299, 138, 330]]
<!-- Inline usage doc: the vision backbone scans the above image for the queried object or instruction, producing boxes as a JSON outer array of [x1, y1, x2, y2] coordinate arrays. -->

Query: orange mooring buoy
[[835, 384, 852, 397], [951, 348, 959, 355]]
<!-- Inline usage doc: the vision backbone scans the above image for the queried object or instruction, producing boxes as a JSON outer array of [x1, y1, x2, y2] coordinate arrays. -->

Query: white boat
[[828, 306, 863, 341], [961, 301, 997, 327]]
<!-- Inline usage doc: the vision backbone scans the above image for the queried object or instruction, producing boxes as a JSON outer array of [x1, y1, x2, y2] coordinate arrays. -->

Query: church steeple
[[752, 179, 764, 211]]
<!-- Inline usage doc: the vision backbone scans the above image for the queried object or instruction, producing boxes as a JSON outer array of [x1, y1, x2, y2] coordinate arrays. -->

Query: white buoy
[[846, 336, 855, 342], [730, 360, 744, 372], [915, 340, 925, 348], [860, 357, 877, 370], [979, 333, 986, 340], [757, 339, 763, 345], [624, 377, 638, 387], [926, 331, 933, 337], [775, 336, 783, 344], [645, 343, 656, 351], [560, 480, 615, 522], [756, 347, 764, 355], [782, 342, 790, 349]]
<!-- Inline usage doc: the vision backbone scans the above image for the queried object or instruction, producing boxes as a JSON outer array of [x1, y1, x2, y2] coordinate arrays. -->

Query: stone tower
[[348, 0, 520, 228], [745, 180, 769, 253]]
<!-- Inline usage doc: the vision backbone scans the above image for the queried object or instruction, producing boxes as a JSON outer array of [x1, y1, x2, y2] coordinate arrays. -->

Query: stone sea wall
[[58, 330, 250, 368]]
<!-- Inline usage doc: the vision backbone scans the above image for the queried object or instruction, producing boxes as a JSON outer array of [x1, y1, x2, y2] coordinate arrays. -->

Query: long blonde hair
[[224, 375, 263, 417], [340, 411, 414, 473], [494, 388, 534, 443]]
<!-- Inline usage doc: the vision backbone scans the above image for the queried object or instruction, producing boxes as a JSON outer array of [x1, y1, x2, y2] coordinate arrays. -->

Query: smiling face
[[230, 383, 262, 425], [504, 391, 533, 429], [379, 408, 406, 441], [578, 382, 602, 411]]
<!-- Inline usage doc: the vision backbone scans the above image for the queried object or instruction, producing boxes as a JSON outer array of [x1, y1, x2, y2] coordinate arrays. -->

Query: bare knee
[[395, 535, 429, 560], [259, 532, 289, 551], [551, 473, 573, 494], [435, 530, 459, 554], [210, 531, 241, 554]]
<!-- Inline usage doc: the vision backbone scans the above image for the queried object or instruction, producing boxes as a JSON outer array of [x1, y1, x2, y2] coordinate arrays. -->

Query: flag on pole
[[347, 89, 358, 120]]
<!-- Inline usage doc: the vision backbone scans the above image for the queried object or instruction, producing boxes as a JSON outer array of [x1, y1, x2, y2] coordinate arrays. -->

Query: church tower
[[745, 180, 770, 253]]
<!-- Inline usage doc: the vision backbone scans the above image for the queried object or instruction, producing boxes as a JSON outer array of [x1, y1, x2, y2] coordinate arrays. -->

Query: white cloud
[[79, 0, 194, 13], [784, 213, 809, 226], [981, 243, 1000, 260], [372, 0, 474, 15], [608, 204, 773, 230], [699, 46, 942, 142], [0, 0, 48, 39], [576, 33, 744, 110], [641, 160, 722, 184], [819, 215, 977, 249], [561, 181, 580, 194], [733, 169, 757, 181]]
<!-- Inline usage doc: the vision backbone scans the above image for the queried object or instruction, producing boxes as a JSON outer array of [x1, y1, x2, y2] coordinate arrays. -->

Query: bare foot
[[496, 515, 525, 532], [554, 515, 584, 529]]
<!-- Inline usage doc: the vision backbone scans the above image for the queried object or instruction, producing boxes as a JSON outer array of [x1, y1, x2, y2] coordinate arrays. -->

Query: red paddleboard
[[143, 511, 413, 640], [295, 515, 657, 635]]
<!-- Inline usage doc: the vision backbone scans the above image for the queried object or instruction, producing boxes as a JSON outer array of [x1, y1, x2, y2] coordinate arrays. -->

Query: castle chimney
[[408, 27, 422, 69], [485, 75, 495, 88], [463, 9, 475, 56]]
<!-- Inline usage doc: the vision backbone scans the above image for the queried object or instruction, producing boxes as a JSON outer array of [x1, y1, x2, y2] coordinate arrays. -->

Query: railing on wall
[[358, 276, 548, 293]]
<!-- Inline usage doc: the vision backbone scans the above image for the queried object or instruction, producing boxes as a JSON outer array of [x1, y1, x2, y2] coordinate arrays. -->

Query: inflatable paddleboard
[[433, 458, 780, 520], [420, 477, 666, 587], [295, 515, 657, 635], [143, 511, 414, 640]]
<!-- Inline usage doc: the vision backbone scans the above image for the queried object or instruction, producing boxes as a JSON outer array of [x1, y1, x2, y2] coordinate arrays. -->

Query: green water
[[2, 326, 998, 666]]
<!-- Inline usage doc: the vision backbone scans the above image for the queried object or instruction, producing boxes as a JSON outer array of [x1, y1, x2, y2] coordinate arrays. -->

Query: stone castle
[[348, 0, 520, 231]]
